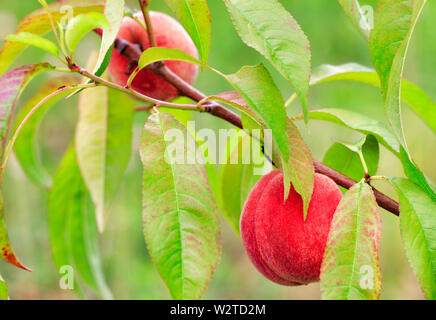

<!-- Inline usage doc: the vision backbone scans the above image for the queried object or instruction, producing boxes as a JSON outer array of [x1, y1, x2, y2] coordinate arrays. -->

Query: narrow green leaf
[[324, 135, 379, 182], [399, 147, 436, 202], [297, 108, 400, 155], [93, 0, 125, 74], [65, 12, 110, 54], [338, 0, 371, 40], [223, 0, 311, 120], [0, 64, 53, 271], [14, 75, 80, 189], [163, 0, 211, 65], [219, 131, 263, 235], [369, 0, 427, 150], [0, 273, 7, 300], [140, 112, 221, 300], [48, 146, 112, 299], [390, 178, 436, 300], [0, 0, 105, 76], [310, 63, 436, 135], [321, 181, 382, 300], [75, 85, 134, 232], [5, 32, 59, 58], [225, 65, 293, 199]]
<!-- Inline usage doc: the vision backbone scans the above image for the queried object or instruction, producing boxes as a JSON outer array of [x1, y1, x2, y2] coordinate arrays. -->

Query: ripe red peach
[[240, 171, 342, 285], [108, 11, 199, 101]]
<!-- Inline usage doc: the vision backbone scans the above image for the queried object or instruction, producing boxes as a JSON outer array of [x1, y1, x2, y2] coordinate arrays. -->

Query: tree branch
[[104, 31, 400, 216]]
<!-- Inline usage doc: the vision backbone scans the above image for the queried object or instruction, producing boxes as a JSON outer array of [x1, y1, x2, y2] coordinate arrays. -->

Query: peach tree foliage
[[0, 0, 433, 300]]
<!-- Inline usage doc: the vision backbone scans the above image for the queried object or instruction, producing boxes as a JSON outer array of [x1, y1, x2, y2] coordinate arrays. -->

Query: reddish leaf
[[0, 64, 53, 271]]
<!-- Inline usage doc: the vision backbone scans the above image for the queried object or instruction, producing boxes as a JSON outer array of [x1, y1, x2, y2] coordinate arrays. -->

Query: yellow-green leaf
[[5, 32, 59, 58], [0, 0, 104, 76], [65, 12, 110, 54]]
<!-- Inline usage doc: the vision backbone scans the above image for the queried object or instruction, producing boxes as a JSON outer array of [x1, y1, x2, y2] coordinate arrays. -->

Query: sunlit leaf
[[369, 0, 427, 150], [224, 0, 311, 121], [65, 12, 110, 54], [390, 178, 436, 300], [321, 181, 382, 300], [140, 112, 221, 300], [93, 0, 125, 74], [48, 146, 112, 299], [5, 32, 59, 58], [324, 135, 379, 184], [310, 63, 436, 135], [164, 0, 211, 65], [14, 75, 80, 189], [0, 0, 104, 76], [75, 85, 134, 232], [138, 47, 201, 72]]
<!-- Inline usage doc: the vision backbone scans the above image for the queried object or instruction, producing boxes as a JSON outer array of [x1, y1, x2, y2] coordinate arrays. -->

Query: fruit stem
[[139, 0, 157, 47]]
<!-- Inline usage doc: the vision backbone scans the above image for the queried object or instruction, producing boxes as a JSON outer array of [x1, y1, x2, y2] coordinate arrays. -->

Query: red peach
[[108, 11, 199, 101], [240, 171, 342, 285]]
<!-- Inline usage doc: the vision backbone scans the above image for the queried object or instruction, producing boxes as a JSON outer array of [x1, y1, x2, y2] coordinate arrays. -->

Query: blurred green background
[[0, 0, 434, 299]]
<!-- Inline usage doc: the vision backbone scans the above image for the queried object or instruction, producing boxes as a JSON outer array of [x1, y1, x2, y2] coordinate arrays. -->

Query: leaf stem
[[67, 63, 204, 111]]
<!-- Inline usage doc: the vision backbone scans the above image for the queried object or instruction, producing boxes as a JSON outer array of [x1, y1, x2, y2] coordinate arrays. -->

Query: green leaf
[[310, 63, 436, 135], [163, 0, 211, 65], [138, 47, 201, 72], [338, 0, 371, 40], [93, 0, 125, 74], [48, 146, 112, 299], [223, 0, 311, 121], [0, 64, 53, 271], [0, 0, 105, 76], [321, 181, 382, 300], [0, 273, 7, 300], [140, 112, 221, 300], [75, 86, 134, 232], [14, 75, 80, 189], [225, 65, 293, 199], [399, 147, 436, 202], [5, 32, 59, 58], [65, 12, 110, 54], [273, 119, 315, 219], [369, 0, 427, 150], [390, 178, 436, 300], [324, 135, 379, 183], [219, 130, 263, 235], [297, 108, 400, 155]]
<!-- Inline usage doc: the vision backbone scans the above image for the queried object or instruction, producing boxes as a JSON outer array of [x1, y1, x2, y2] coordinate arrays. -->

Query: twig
[[94, 32, 401, 216]]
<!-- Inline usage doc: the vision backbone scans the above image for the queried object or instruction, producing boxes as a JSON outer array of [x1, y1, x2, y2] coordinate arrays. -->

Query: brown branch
[[106, 32, 400, 216]]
